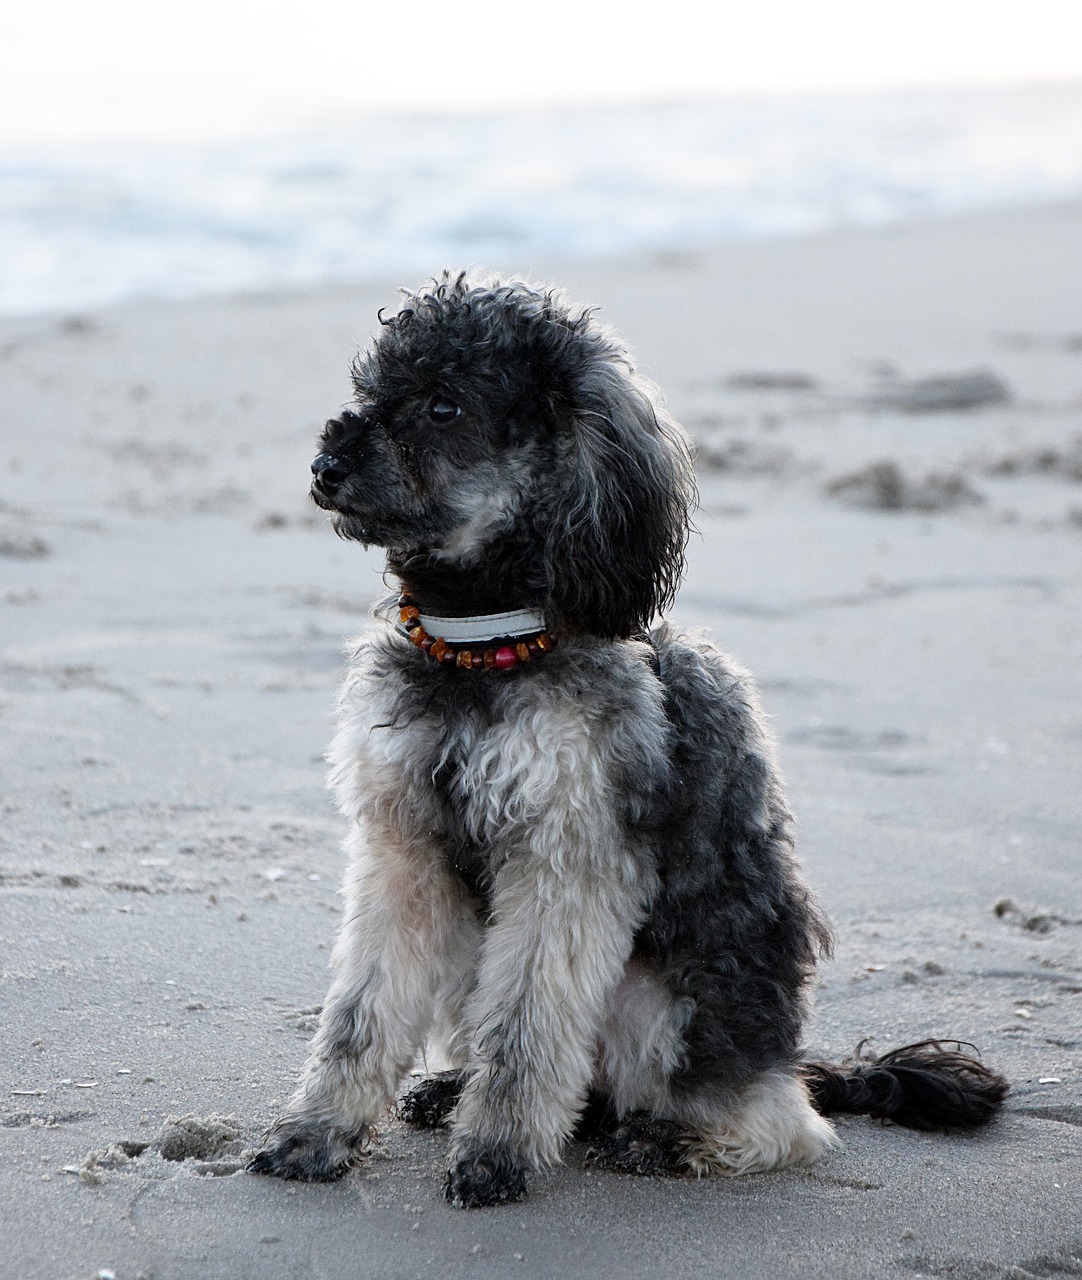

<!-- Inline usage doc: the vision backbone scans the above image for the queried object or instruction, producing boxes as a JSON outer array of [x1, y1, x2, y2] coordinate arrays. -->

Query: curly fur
[[802, 1041, 1009, 1130], [249, 271, 1006, 1206]]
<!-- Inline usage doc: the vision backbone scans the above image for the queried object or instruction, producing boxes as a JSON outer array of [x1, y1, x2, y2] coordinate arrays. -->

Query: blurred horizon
[[4, 1, 1081, 317], [4, 0, 1082, 143], [4, 81, 1082, 317]]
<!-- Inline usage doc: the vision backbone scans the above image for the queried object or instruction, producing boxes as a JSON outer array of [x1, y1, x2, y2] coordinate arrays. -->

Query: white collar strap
[[397, 606, 547, 644]]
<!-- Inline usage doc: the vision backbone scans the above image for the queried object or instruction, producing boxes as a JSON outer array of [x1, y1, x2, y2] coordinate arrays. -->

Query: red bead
[[494, 646, 518, 670], [421, 636, 435, 654]]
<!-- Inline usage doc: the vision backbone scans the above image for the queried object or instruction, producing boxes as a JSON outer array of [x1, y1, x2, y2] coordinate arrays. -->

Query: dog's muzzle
[[311, 453, 348, 497]]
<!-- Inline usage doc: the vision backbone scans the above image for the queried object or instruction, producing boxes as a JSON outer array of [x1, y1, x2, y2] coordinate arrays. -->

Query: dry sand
[[1, 202, 1080, 1279]]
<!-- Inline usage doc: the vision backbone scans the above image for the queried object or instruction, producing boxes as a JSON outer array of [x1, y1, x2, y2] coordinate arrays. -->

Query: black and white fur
[[249, 273, 1006, 1206]]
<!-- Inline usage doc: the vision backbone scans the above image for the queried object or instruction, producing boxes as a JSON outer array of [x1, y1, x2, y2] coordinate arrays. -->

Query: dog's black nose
[[311, 453, 348, 492]]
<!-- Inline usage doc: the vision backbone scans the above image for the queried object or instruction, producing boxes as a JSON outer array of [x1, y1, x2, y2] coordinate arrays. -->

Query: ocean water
[[2, 82, 1081, 316]]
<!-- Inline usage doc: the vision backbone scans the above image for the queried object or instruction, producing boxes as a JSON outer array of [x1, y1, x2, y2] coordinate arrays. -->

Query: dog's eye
[[428, 398, 461, 425]]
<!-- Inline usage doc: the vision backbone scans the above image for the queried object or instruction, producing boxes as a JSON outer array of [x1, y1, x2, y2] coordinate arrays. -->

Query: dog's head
[[312, 272, 695, 639]]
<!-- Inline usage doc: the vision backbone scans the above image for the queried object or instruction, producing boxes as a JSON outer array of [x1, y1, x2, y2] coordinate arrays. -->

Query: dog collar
[[402, 606, 546, 643], [394, 593, 557, 670]]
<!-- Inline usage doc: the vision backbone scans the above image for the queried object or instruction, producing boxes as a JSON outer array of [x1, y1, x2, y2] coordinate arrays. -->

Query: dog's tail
[[802, 1040, 1008, 1130]]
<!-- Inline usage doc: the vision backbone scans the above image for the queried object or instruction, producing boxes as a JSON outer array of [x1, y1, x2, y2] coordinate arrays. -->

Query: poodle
[[249, 272, 1006, 1207]]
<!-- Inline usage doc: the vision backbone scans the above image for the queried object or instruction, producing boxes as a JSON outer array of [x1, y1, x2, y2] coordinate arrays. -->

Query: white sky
[[3, 0, 1082, 141]]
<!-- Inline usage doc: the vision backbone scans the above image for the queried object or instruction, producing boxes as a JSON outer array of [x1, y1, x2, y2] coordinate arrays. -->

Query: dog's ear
[[544, 356, 695, 639]]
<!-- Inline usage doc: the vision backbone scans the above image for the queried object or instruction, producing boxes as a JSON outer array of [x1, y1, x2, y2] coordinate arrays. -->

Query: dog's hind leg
[[587, 1072, 837, 1177], [249, 820, 477, 1181], [399, 956, 478, 1128], [399, 1070, 467, 1128], [445, 851, 651, 1207], [589, 963, 836, 1177]]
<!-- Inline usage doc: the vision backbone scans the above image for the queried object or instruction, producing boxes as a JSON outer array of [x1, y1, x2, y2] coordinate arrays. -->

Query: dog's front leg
[[250, 821, 476, 1181], [446, 850, 649, 1207]]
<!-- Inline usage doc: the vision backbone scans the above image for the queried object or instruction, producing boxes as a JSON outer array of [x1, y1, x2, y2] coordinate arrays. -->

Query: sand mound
[[825, 461, 982, 511]]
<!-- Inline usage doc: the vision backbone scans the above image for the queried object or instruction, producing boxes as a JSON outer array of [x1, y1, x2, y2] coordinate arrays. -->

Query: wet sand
[[1, 202, 1080, 1279]]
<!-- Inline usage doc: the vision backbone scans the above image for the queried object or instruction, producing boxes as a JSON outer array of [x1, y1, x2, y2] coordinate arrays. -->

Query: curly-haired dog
[[249, 273, 1006, 1207]]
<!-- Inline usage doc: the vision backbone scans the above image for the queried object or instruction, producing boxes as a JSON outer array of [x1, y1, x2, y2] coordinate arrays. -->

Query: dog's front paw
[[445, 1148, 527, 1208], [248, 1122, 369, 1182], [399, 1071, 466, 1129]]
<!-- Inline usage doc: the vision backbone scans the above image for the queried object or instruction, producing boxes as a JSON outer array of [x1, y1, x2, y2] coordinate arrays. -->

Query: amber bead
[[457, 650, 473, 669], [516, 642, 531, 662], [483, 650, 498, 669], [400, 606, 420, 623], [410, 626, 427, 646], [536, 633, 553, 651], [431, 639, 447, 661]]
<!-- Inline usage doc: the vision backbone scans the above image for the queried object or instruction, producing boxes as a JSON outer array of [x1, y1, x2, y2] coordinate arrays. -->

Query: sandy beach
[[1, 201, 1080, 1279]]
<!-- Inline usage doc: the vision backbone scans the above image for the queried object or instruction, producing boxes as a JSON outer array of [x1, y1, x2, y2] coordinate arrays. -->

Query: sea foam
[[2, 83, 1080, 316]]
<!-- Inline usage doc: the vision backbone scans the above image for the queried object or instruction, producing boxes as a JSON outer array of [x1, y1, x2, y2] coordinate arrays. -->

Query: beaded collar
[[394, 593, 557, 670]]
